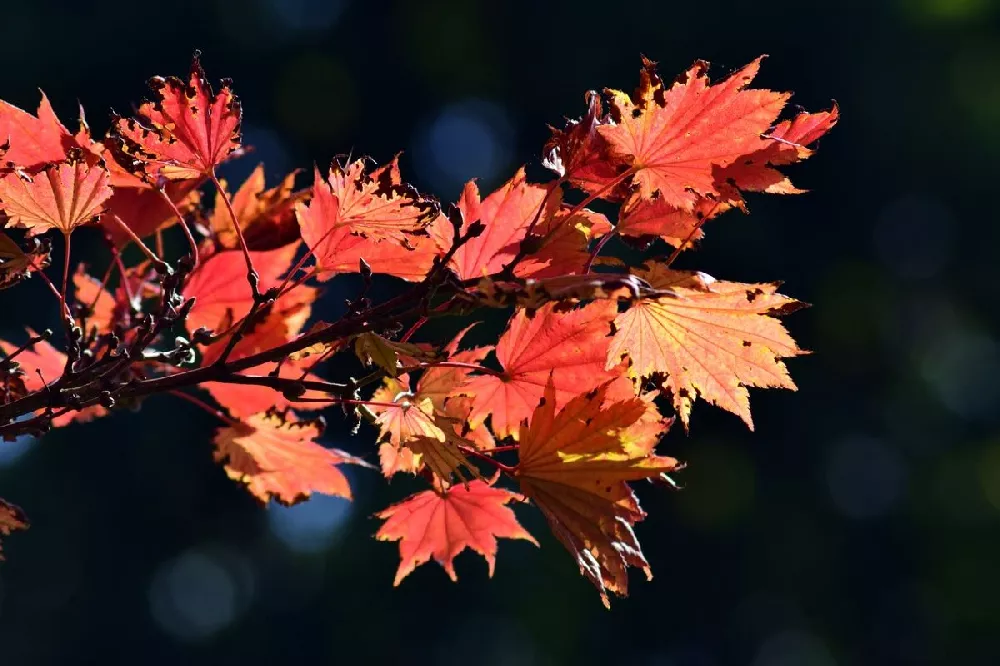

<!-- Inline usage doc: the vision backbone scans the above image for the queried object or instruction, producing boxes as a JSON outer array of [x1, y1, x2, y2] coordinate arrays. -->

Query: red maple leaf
[[438, 170, 560, 280], [462, 300, 624, 439], [598, 57, 789, 210], [109, 53, 241, 181], [376, 478, 537, 585], [716, 103, 840, 201], [0, 92, 92, 169], [183, 243, 301, 336]]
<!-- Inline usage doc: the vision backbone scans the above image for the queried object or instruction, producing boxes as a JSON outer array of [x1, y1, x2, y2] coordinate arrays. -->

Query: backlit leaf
[[515, 378, 678, 606], [109, 53, 241, 180], [376, 478, 537, 585], [213, 410, 369, 505], [0, 154, 112, 236], [599, 57, 789, 210], [607, 263, 805, 429], [463, 301, 622, 439]]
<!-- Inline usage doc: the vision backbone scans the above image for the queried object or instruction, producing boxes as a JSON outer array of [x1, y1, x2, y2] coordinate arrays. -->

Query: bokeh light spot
[[148, 546, 255, 642], [412, 99, 513, 197], [0, 434, 35, 468], [267, 492, 352, 554], [920, 326, 1000, 422]]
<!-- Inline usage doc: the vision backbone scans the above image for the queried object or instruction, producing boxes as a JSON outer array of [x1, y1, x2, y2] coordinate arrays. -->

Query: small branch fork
[[0, 191, 493, 441], [0, 153, 648, 453]]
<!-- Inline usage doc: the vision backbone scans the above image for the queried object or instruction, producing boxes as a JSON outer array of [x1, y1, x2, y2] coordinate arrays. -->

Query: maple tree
[[0, 52, 835, 606]]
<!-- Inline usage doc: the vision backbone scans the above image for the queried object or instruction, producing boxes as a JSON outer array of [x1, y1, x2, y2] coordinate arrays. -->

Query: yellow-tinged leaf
[[0, 155, 112, 236], [369, 376, 479, 483], [354, 333, 401, 376], [515, 378, 678, 606], [607, 263, 805, 430]]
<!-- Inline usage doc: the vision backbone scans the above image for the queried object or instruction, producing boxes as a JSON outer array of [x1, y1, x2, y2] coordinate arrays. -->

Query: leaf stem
[[107, 214, 169, 272], [210, 171, 260, 299], [156, 187, 199, 270], [458, 445, 516, 474]]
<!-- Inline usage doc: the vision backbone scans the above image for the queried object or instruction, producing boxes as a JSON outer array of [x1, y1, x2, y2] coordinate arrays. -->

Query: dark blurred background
[[1, 0, 998, 664]]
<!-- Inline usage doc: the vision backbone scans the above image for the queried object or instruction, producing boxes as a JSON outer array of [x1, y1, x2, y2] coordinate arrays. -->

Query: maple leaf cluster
[[0, 53, 835, 605]]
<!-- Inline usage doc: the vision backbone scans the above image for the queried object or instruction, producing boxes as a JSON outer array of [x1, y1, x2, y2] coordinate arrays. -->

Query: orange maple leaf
[[196, 287, 329, 419], [515, 378, 679, 606], [201, 363, 332, 420], [598, 57, 789, 210], [369, 326, 492, 479], [413, 324, 490, 412], [606, 263, 805, 429], [210, 164, 304, 250], [518, 207, 612, 279], [0, 498, 28, 560], [370, 376, 446, 447], [463, 300, 623, 439], [375, 478, 537, 585], [0, 154, 112, 237], [297, 161, 441, 281], [109, 53, 241, 181], [213, 410, 369, 505], [369, 374, 484, 482]]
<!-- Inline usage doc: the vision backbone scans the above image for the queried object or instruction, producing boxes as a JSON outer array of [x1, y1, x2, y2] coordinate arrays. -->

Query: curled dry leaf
[[0, 232, 49, 290], [514, 378, 679, 607], [109, 52, 241, 180], [542, 92, 625, 198], [0, 498, 28, 560]]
